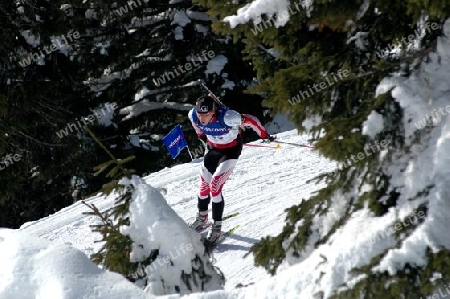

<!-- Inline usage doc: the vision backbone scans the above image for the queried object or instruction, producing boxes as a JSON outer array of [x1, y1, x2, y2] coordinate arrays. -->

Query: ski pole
[[244, 143, 281, 149], [274, 140, 314, 149], [260, 136, 313, 149]]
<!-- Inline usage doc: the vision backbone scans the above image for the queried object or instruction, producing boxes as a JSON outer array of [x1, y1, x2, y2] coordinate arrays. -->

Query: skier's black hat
[[195, 94, 216, 114]]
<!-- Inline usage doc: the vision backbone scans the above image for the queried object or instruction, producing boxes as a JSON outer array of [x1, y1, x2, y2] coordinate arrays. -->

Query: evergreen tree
[[196, 0, 450, 297], [0, 0, 107, 228], [83, 127, 224, 295]]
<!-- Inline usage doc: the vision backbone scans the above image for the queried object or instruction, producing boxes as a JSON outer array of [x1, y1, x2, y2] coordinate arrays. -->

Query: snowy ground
[[17, 129, 335, 292], [3, 113, 449, 298]]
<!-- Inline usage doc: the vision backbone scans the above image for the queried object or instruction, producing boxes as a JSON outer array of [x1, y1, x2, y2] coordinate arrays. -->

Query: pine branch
[[83, 125, 117, 162]]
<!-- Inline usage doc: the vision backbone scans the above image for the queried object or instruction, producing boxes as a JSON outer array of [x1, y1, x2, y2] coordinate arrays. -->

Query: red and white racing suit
[[188, 106, 269, 221]]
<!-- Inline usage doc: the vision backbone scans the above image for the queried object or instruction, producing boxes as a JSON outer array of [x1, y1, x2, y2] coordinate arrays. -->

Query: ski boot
[[189, 211, 209, 232], [206, 221, 222, 244]]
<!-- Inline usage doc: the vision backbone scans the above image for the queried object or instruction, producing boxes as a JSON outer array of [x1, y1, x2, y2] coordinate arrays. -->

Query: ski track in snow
[[20, 130, 336, 290]]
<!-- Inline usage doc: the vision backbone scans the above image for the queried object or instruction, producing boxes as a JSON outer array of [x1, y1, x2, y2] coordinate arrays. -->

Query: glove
[[198, 134, 207, 143], [262, 135, 276, 143]]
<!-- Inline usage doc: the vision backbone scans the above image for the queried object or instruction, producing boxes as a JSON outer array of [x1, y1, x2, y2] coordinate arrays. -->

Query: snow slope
[[6, 112, 450, 299], [0, 229, 151, 299], [15, 129, 337, 298]]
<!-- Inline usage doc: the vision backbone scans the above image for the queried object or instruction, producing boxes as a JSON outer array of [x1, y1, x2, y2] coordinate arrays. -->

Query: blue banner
[[162, 125, 188, 159]]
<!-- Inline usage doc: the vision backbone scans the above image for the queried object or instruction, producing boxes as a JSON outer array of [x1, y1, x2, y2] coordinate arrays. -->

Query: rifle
[[197, 80, 226, 107]]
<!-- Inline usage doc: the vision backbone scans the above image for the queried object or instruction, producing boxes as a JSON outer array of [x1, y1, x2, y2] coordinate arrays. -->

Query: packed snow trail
[[21, 130, 337, 289]]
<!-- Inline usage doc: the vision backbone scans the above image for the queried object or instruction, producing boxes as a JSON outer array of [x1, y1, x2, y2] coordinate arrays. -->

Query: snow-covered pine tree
[[83, 127, 224, 295], [197, 0, 450, 297]]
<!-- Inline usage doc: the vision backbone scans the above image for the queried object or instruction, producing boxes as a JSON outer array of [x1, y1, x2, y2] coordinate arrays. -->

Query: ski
[[222, 211, 239, 221], [203, 224, 240, 258], [190, 211, 239, 235], [221, 224, 240, 240]]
